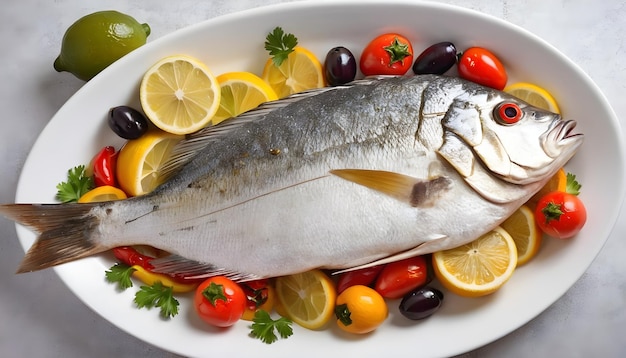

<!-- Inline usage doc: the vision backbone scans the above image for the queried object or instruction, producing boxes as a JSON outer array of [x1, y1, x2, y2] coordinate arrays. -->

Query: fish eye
[[494, 102, 523, 124]]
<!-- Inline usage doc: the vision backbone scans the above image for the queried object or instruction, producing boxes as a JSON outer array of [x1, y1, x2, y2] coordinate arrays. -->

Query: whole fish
[[1, 75, 583, 280]]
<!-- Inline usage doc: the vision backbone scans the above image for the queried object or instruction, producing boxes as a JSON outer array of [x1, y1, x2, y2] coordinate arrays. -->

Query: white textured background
[[0, 1, 624, 357]]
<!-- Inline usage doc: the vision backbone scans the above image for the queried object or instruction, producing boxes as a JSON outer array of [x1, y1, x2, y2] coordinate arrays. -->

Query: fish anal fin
[[332, 234, 448, 275], [150, 254, 262, 282], [330, 169, 452, 207]]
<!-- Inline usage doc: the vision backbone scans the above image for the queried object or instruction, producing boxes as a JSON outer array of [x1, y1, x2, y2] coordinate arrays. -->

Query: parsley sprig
[[55, 165, 94, 203], [105, 263, 180, 319], [105, 263, 136, 290], [264, 26, 298, 67], [134, 282, 180, 319], [566, 172, 582, 195], [249, 309, 293, 344]]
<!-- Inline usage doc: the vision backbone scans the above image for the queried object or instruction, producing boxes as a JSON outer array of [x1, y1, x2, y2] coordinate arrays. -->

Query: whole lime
[[54, 10, 151, 81]]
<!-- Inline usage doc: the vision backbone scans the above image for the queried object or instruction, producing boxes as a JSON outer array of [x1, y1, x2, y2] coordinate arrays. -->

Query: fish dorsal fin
[[332, 233, 448, 274], [158, 85, 345, 181], [330, 169, 452, 208], [149, 254, 263, 282]]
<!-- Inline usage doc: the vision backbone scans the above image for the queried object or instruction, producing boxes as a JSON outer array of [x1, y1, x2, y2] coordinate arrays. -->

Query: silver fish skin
[[1, 75, 583, 279]]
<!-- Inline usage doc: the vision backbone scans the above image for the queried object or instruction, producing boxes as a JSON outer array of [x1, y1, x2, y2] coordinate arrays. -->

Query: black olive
[[324, 46, 357, 86], [412, 42, 457, 75], [399, 286, 444, 320], [108, 105, 149, 139]]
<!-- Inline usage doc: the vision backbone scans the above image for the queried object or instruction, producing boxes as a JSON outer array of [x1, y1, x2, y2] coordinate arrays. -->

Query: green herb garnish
[[264, 26, 298, 67], [250, 309, 293, 344], [55, 165, 94, 203], [134, 281, 180, 319], [105, 263, 136, 290]]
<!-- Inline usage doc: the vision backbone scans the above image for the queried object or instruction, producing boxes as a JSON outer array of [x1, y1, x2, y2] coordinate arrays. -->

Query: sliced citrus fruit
[[274, 269, 337, 330], [140, 55, 221, 135], [432, 227, 518, 297], [211, 71, 278, 125], [78, 185, 128, 203], [261, 46, 325, 98], [500, 205, 542, 266], [116, 130, 182, 197], [526, 167, 567, 209], [504, 82, 560, 113]]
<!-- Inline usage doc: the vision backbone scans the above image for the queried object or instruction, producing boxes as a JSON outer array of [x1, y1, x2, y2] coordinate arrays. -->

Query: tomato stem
[[541, 202, 564, 223], [384, 37, 412, 65], [334, 303, 352, 326], [202, 282, 228, 306]]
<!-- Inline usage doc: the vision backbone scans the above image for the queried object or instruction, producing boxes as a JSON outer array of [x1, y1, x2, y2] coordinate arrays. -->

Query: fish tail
[[0, 203, 104, 273]]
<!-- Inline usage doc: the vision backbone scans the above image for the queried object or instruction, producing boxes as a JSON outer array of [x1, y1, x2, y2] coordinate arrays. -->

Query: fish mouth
[[543, 119, 584, 158]]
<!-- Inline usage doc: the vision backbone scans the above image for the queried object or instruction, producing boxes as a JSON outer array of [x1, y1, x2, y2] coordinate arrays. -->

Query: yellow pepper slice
[[131, 265, 198, 293]]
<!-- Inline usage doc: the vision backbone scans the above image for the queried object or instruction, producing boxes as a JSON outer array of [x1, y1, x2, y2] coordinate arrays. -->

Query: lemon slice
[[211, 71, 278, 125], [526, 167, 567, 209], [78, 185, 128, 203], [432, 227, 518, 297], [140, 55, 221, 135], [116, 130, 182, 197], [262, 47, 325, 98], [500, 205, 542, 266], [274, 269, 337, 330], [504, 82, 560, 113]]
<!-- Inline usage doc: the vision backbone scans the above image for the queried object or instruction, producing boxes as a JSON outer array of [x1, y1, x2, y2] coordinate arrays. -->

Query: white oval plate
[[14, 1, 625, 357]]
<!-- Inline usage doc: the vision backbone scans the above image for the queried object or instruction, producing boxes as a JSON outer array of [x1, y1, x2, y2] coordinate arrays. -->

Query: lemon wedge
[[116, 130, 182, 197], [500, 205, 542, 266], [433, 227, 518, 297], [211, 71, 278, 125], [274, 269, 337, 330], [262, 47, 325, 98], [77, 185, 128, 203], [504, 82, 560, 113], [140, 55, 220, 135]]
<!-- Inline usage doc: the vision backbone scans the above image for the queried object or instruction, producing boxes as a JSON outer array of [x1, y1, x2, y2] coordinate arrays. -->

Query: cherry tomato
[[458, 47, 508, 90], [374, 256, 429, 299], [90, 146, 118, 187], [336, 265, 384, 294], [335, 285, 388, 334], [194, 276, 246, 327], [535, 191, 587, 239], [360, 33, 413, 76]]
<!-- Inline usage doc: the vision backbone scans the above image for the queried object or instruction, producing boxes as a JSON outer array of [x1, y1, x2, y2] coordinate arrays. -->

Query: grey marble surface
[[1, 1, 624, 357]]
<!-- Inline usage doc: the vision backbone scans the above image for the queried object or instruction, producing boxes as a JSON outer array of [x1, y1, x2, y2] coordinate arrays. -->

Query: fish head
[[438, 89, 583, 202]]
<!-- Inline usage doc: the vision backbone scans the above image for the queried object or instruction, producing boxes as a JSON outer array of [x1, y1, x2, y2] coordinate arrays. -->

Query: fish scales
[[0, 74, 583, 279]]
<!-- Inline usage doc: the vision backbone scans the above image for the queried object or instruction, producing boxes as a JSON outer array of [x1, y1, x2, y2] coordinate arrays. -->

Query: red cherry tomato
[[239, 279, 270, 311], [458, 47, 508, 90], [90, 146, 118, 187], [360, 33, 414, 76], [336, 265, 384, 294], [535, 191, 587, 239], [374, 256, 429, 299], [194, 276, 246, 327]]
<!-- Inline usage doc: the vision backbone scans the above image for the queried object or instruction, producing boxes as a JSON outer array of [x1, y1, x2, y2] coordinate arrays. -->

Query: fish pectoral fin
[[149, 254, 262, 282], [330, 169, 452, 207], [332, 234, 448, 274]]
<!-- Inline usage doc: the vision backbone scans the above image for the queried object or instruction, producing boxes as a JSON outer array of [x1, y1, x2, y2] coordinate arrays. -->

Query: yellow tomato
[[335, 285, 388, 334]]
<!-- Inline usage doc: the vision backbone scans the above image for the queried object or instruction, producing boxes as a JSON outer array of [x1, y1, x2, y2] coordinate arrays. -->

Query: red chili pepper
[[91, 146, 118, 187], [111, 246, 205, 284]]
